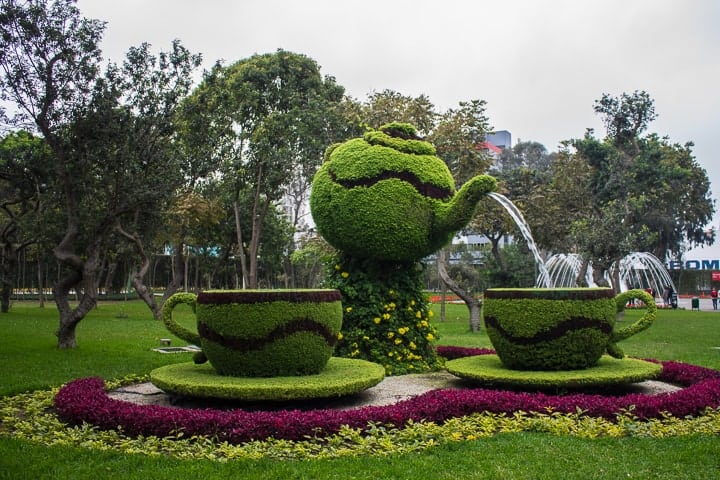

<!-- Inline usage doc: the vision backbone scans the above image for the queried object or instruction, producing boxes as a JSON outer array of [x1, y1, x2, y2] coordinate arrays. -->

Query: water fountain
[[543, 251, 676, 295], [612, 251, 676, 294], [488, 192, 552, 287], [486, 193, 675, 296], [542, 253, 589, 287]]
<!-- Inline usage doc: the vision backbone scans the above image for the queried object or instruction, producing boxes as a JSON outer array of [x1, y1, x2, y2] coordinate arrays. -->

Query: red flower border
[[54, 347, 720, 444]]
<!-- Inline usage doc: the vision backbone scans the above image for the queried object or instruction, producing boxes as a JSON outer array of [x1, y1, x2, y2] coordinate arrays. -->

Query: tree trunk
[[247, 192, 270, 289], [207, 246, 230, 290], [115, 224, 161, 319], [576, 257, 591, 287], [440, 276, 447, 322], [37, 256, 45, 308], [184, 246, 190, 291], [592, 263, 611, 288], [243, 164, 272, 289], [0, 277, 10, 313], [0, 242, 17, 313], [53, 246, 100, 349], [103, 259, 117, 294], [437, 248, 482, 332], [610, 258, 622, 293], [160, 242, 185, 307], [233, 200, 249, 289], [53, 268, 82, 349], [437, 254, 447, 322], [247, 167, 263, 289], [193, 253, 200, 292]]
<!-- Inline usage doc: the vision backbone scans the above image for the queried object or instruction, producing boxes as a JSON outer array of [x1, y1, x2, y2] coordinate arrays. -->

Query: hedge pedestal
[[150, 357, 385, 401], [446, 354, 662, 390]]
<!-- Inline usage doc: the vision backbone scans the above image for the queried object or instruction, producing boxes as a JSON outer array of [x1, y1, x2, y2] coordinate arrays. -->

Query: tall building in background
[[479, 130, 511, 160], [485, 130, 511, 150]]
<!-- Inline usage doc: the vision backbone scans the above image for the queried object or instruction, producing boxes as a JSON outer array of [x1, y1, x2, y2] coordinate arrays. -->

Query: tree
[[290, 234, 335, 288], [629, 134, 715, 258], [0, 0, 201, 347], [479, 242, 537, 288], [120, 188, 222, 319], [525, 143, 594, 257], [0, 130, 51, 312], [494, 140, 555, 174], [530, 92, 715, 289], [180, 50, 346, 288], [429, 100, 493, 184], [594, 90, 656, 154], [1, 0, 105, 347], [436, 247, 483, 331], [356, 89, 437, 136], [587, 92, 713, 259]]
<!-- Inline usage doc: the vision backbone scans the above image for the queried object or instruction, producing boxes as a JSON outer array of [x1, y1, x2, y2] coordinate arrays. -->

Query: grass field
[[1, 300, 719, 479]]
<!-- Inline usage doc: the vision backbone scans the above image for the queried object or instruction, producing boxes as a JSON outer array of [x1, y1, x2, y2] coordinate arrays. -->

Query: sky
[[76, 0, 720, 260]]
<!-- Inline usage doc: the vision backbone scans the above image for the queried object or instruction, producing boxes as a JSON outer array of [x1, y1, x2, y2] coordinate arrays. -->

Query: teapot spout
[[433, 174, 497, 245]]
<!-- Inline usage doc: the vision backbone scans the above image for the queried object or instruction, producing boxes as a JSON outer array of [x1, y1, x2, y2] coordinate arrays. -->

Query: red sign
[[712, 271, 720, 282]]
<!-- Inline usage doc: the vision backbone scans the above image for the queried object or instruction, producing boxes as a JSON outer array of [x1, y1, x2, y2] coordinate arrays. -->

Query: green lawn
[[1, 300, 719, 479]]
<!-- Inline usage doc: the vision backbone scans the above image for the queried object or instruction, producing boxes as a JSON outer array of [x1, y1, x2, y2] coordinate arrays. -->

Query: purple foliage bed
[[54, 347, 720, 444]]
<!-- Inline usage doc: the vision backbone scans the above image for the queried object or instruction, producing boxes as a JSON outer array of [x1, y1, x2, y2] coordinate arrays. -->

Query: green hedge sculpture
[[310, 122, 497, 262], [310, 123, 498, 374]]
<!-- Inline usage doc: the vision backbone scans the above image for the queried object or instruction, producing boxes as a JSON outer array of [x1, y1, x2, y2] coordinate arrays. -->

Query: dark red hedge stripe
[[198, 317, 338, 352], [484, 288, 615, 301], [197, 289, 342, 305]]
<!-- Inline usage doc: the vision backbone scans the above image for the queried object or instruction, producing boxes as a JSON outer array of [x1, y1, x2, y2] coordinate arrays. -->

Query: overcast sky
[[76, 0, 720, 259]]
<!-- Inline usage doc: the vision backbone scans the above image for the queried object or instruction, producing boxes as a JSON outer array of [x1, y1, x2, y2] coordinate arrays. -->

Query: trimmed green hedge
[[309, 122, 496, 261], [162, 290, 343, 377], [608, 289, 657, 358], [162, 292, 201, 345], [483, 288, 657, 371], [483, 288, 617, 370]]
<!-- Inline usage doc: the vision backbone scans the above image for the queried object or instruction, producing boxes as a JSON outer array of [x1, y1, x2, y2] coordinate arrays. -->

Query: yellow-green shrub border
[[2, 378, 719, 461]]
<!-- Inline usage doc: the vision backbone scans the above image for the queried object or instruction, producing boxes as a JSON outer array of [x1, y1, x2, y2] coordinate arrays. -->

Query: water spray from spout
[[487, 192, 551, 287]]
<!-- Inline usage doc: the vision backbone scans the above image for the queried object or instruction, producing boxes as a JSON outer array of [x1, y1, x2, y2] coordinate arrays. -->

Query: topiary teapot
[[310, 122, 498, 262]]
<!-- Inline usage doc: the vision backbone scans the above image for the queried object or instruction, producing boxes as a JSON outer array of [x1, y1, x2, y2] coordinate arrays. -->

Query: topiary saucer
[[150, 357, 385, 401], [445, 354, 662, 390]]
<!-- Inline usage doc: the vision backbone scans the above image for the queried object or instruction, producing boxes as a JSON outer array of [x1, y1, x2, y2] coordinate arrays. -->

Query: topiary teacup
[[162, 289, 343, 377], [483, 288, 656, 370]]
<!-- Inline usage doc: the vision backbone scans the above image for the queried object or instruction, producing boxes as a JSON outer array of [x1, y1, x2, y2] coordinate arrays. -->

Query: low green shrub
[[325, 253, 441, 375]]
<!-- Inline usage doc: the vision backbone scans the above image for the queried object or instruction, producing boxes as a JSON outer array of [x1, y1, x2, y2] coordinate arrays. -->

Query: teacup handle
[[606, 289, 657, 358], [161, 292, 201, 345]]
